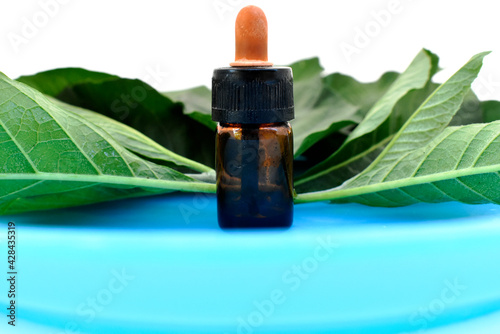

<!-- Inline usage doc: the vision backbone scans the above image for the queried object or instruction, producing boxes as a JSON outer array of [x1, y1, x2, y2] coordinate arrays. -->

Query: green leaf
[[289, 58, 359, 157], [163, 86, 216, 131], [482, 100, 500, 122], [291, 58, 397, 157], [0, 72, 215, 215], [292, 85, 360, 157], [17, 69, 216, 167], [325, 71, 399, 119], [296, 49, 439, 190], [290, 58, 352, 156], [293, 71, 400, 175], [17, 67, 117, 97], [49, 98, 213, 173], [295, 52, 490, 206], [290, 58, 325, 111]]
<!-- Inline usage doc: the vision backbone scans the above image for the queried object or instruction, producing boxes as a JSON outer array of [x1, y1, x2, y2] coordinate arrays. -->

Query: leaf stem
[[294, 162, 500, 204], [0, 173, 217, 194]]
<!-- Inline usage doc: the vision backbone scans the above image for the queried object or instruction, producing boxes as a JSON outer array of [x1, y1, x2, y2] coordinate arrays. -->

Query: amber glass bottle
[[212, 67, 294, 228]]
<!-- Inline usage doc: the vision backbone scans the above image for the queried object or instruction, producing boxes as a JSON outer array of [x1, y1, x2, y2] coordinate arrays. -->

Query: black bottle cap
[[212, 66, 294, 124]]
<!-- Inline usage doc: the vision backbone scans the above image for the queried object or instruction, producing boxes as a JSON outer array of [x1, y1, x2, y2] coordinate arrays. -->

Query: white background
[[1, 0, 500, 100]]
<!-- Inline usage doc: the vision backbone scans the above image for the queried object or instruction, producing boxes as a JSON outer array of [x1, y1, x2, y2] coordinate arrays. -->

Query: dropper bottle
[[212, 5, 294, 229]]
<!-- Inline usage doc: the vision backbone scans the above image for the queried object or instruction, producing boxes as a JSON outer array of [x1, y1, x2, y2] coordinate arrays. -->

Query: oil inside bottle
[[216, 122, 293, 228]]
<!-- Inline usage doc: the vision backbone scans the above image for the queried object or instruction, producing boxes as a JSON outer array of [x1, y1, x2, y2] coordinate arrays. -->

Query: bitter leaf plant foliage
[[0, 73, 215, 214], [2, 49, 499, 214]]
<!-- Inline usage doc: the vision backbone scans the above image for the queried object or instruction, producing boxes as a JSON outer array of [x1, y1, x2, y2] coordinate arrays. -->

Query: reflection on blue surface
[[1, 193, 500, 333]]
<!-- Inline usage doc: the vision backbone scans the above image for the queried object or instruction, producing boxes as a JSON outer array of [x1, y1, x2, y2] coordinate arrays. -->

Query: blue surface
[[1, 193, 500, 334]]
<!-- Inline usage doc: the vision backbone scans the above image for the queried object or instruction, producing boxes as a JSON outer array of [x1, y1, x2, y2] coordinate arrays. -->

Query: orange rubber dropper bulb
[[230, 5, 273, 67]]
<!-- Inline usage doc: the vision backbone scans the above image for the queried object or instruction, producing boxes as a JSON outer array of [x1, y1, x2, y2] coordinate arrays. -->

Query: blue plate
[[1, 193, 500, 333]]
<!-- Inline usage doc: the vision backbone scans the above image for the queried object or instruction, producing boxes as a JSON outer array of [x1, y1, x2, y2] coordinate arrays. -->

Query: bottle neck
[[219, 122, 287, 128]]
